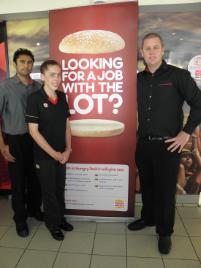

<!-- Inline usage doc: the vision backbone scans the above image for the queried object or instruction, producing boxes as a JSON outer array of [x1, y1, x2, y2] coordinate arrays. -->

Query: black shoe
[[158, 236, 172, 254], [28, 211, 44, 221], [128, 219, 148, 231], [50, 228, 64, 241], [60, 218, 73, 232], [16, 222, 29, 237]]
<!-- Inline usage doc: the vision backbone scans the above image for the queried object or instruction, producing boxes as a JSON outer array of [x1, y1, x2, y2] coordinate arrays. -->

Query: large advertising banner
[[49, 2, 138, 217]]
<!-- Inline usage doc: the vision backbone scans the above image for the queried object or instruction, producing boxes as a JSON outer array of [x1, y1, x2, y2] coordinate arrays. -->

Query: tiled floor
[[0, 196, 201, 268]]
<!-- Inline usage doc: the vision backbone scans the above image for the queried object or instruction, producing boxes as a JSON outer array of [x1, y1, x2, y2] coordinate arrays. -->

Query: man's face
[[14, 54, 33, 77], [41, 65, 61, 91], [141, 37, 164, 70]]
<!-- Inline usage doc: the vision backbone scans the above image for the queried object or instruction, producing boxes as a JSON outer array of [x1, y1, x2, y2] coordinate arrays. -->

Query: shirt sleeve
[[0, 81, 7, 116], [177, 70, 201, 134], [61, 92, 71, 118], [25, 93, 40, 123]]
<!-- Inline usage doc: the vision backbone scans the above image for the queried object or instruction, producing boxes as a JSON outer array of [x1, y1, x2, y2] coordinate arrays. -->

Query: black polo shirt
[[137, 60, 201, 138], [25, 88, 70, 160]]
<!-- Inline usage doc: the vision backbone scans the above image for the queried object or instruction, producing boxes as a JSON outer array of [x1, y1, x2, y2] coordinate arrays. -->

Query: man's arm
[[0, 126, 15, 162], [28, 123, 63, 162], [166, 70, 201, 153]]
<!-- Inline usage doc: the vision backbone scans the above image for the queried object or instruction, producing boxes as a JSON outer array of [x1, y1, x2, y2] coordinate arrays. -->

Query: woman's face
[[181, 154, 193, 168]]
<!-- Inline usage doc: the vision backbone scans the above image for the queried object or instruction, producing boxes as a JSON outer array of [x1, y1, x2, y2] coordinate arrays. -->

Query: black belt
[[139, 136, 171, 141]]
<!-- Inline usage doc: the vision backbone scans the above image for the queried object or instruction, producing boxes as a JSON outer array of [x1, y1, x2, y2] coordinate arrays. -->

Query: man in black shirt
[[128, 33, 201, 254]]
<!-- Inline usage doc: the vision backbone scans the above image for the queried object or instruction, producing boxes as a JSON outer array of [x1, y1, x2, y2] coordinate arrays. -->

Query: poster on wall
[[7, 18, 49, 77], [137, 6, 201, 196], [0, 21, 10, 191], [49, 1, 138, 217]]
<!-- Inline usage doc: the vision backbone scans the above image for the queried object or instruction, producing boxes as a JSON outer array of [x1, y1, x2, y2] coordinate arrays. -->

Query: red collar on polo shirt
[[48, 96, 58, 105], [28, 77, 33, 85]]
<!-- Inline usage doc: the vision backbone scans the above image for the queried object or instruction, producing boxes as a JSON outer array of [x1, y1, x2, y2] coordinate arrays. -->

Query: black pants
[[35, 159, 66, 230], [6, 134, 42, 223], [136, 139, 180, 236]]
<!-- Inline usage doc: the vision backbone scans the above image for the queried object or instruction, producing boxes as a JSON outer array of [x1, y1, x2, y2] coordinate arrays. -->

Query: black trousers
[[6, 134, 42, 223], [35, 159, 66, 230], [136, 139, 180, 236]]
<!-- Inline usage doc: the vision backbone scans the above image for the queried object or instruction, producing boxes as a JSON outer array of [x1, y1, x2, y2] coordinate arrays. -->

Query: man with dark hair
[[0, 48, 43, 237], [128, 33, 201, 254], [26, 59, 73, 241]]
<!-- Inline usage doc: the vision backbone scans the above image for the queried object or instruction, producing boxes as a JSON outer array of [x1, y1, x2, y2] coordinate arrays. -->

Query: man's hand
[[52, 151, 63, 162], [0, 145, 15, 162], [60, 148, 71, 164], [165, 131, 190, 153]]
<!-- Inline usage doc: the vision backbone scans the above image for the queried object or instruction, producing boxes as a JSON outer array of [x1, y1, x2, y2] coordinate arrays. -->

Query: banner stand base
[[65, 215, 135, 222]]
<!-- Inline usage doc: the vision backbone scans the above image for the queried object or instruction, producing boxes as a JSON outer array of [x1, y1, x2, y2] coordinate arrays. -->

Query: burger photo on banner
[[49, 2, 138, 217]]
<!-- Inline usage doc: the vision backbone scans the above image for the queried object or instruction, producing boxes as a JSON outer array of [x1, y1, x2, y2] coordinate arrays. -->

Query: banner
[[49, 2, 138, 217]]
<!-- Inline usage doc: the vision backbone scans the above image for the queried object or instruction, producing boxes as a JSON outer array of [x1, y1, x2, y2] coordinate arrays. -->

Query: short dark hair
[[13, 48, 34, 63], [40, 59, 61, 74], [141, 33, 164, 48]]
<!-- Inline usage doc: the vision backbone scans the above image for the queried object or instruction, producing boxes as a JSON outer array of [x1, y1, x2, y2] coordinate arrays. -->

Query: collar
[[144, 60, 168, 75], [12, 74, 33, 85], [40, 87, 58, 104]]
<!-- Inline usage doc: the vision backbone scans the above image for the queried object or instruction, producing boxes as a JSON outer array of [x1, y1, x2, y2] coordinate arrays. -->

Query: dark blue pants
[[136, 139, 180, 236]]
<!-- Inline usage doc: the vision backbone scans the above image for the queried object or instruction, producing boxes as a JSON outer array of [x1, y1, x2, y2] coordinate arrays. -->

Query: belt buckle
[[148, 136, 152, 141]]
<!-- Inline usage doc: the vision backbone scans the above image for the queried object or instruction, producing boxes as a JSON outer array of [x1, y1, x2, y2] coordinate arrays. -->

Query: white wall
[[0, 0, 201, 15]]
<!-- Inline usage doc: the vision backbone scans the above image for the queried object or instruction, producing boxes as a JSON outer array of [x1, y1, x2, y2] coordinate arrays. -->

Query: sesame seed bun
[[59, 30, 125, 54]]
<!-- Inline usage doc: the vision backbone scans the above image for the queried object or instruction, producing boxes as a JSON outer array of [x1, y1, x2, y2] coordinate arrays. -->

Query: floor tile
[[16, 249, 56, 268], [183, 219, 201, 236], [0, 208, 13, 226], [0, 226, 10, 238], [191, 237, 201, 260], [177, 207, 201, 219], [70, 221, 96, 233], [173, 217, 188, 236], [127, 235, 160, 258], [28, 228, 61, 251], [93, 234, 126, 256], [60, 232, 94, 254], [26, 217, 42, 229], [96, 222, 126, 235], [0, 226, 36, 249], [162, 236, 198, 260], [127, 257, 164, 268], [163, 259, 201, 268], [54, 253, 90, 268], [91, 255, 126, 268], [0, 247, 23, 268]]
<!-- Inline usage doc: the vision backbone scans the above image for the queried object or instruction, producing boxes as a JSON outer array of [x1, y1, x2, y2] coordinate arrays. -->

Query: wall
[[0, 0, 201, 15]]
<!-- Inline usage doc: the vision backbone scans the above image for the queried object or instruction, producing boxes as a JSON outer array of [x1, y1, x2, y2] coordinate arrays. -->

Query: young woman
[[26, 59, 73, 240]]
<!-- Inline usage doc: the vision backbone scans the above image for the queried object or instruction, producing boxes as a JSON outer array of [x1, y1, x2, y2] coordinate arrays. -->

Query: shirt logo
[[158, 81, 173, 87], [43, 103, 48, 108], [35, 164, 40, 169]]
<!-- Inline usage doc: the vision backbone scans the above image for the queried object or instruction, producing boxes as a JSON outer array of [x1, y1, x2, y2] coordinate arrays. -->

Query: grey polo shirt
[[0, 75, 41, 135]]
